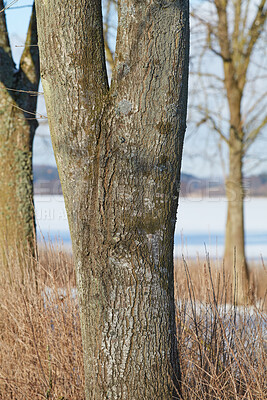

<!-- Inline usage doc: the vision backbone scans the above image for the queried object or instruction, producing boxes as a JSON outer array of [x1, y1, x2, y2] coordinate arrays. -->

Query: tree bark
[[0, 2, 40, 255], [36, 0, 189, 398], [222, 80, 250, 303], [214, 0, 251, 303], [222, 70, 250, 304], [224, 144, 249, 304]]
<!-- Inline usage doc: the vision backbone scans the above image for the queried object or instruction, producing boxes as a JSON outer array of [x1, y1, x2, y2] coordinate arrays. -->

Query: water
[[175, 197, 267, 260], [34, 196, 267, 261]]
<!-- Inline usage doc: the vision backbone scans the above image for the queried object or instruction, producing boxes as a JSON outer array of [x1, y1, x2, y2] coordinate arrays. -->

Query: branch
[[243, 90, 267, 120], [196, 112, 230, 146], [19, 2, 40, 92], [104, 37, 114, 70], [190, 71, 224, 83], [36, 0, 109, 109], [214, 0, 232, 62], [103, 0, 114, 70], [35, 0, 109, 154], [245, 0, 266, 60], [244, 114, 267, 151], [0, 0, 15, 80], [209, 43, 231, 62], [0, 0, 11, 51], [12, 2, 40, 124], [191, 11, 231, 62], [232, 0, 242, 56], [238, 0, 267, 88]]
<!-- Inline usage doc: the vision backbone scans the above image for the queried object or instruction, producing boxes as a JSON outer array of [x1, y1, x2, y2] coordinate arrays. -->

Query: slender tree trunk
[[224, 139, 249, 304], [36, 0, 189, 398], [213, 0, 257, 304], [221, 50, 250, 303], [0, 2, 40, 256]]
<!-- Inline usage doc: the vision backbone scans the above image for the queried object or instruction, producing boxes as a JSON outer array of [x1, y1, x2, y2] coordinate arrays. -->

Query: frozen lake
[[175, 197, 267, 261], [34, 196, 267, 262]]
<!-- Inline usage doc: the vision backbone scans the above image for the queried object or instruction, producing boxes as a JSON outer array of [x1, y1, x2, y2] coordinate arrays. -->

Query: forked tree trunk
[[224, 143, 249, 304], [36, 0, 189, 398], [0, 2, 39, 256]]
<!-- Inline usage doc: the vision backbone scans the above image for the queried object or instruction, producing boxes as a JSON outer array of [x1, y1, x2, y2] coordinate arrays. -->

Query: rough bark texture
[[0, 2, 40, 254], [36, 0, 189, 398]]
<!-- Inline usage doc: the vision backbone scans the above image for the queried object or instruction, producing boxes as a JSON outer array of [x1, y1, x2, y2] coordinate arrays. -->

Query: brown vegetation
[[0, 244, 83, 400], [174, 258, 267, 306], [0, 244, 266, 399]]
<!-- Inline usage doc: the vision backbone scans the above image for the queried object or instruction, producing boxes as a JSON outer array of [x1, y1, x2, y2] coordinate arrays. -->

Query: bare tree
[[0, 1, 40, 255], [35, 0, 189, 398], [190, 0, 267, 303]]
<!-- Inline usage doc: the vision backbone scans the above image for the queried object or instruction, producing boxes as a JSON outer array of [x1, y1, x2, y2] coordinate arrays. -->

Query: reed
[[0, 243, 266, 399]]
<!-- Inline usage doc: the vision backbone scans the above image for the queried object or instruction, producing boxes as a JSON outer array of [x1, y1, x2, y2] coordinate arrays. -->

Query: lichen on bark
[[35, 0, 189, 398]]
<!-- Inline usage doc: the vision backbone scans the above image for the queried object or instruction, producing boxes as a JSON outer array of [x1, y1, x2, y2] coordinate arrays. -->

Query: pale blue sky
[[3, 0, 267, 178]]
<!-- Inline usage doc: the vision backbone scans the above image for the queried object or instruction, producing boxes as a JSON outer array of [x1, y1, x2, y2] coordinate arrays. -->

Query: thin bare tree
[[190, 0, 267, 303]]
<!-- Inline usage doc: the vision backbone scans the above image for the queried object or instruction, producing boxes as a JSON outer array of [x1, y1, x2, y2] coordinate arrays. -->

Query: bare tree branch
[[244, 115, 267, 150], [19, 2, 40, 90], [243, 90, 267, 122], [214, 0, 232, 61], [196, 108, 230, 145], [0, 0, 15, 78], [245, 0, 266, 59], [0, 0, 10, 50], [103, 0, 114, 69], [237, 0, 267, 89], [190, 71, 224, 83], [232, 0, 242, 54]]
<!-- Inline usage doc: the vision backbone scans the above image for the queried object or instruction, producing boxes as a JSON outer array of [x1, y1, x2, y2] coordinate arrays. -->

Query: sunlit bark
[[36, 0, 189, 398]]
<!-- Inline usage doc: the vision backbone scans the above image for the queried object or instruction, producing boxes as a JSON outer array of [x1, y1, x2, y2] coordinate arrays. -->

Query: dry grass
[[0, 244, 266, 399], [175, 258, 267, 399], [0, 244, 84, 400], [174, 257, 267, 306]]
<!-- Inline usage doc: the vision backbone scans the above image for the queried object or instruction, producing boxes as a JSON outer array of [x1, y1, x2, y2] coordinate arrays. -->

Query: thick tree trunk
[[224, 144, 249, 303], [36, 0, 189, 398], [0, 2, 40, 255]]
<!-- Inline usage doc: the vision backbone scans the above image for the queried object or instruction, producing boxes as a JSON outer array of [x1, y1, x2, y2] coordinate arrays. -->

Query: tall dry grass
[[0, 243, 266, 399], [0, 243, 84, 400], [175, 258, 266, 399]]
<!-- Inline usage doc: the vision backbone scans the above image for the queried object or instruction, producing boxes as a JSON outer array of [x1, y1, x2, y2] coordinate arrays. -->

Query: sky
[[3, 0, 267, 178]]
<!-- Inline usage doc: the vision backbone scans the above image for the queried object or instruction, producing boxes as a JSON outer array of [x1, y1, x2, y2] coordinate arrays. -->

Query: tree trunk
[[221, 38, 250, 303], [0, 2, 40, 256], [36, 0, 189, 398], [224, 142, 249, 304]]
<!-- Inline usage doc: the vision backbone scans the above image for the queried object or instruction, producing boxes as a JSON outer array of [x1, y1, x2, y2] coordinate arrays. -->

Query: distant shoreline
[[34, 192, 267, 199], [33, 165, 267, 197]]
